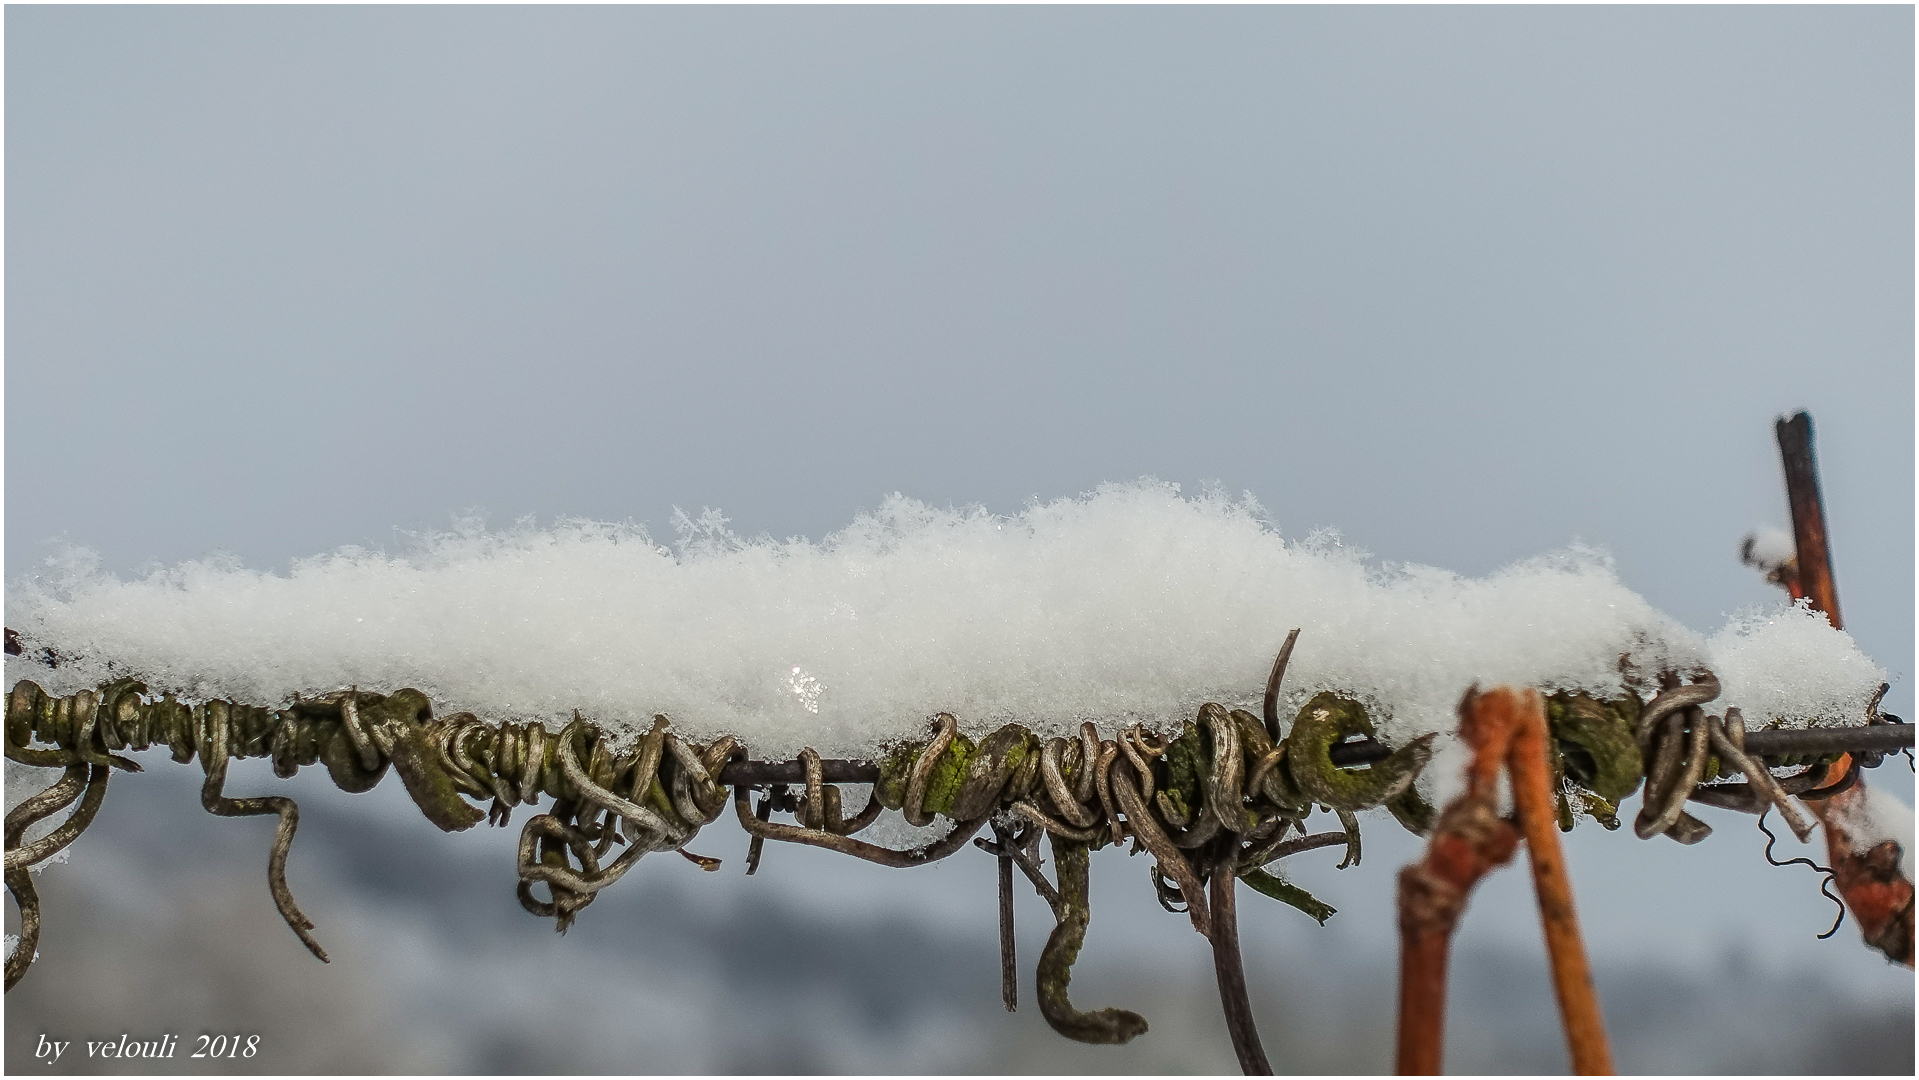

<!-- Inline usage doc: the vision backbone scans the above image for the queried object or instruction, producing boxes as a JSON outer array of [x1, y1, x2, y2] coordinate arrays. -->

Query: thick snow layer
[[1705, 606, 1890, 732], [5, 483, 1887, 766]]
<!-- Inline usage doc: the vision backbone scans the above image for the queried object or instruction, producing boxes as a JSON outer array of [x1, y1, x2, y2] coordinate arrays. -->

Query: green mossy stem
[[1036, 836, 1150, 1045], [922, 734, 977, 817]]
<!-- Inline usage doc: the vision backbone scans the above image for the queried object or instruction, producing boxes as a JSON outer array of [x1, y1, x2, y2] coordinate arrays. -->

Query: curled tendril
[[5, 605, 1905, 1079], [1285, 692, 1437, 812], [16, 635, 1880, 1075], [1036, 837, 1150, 1044], [1617, 677, 1722, 845], [1757, 810, 1846, 939], [0, 637, 1493, 1066], [1546, 691, 1644, 804]]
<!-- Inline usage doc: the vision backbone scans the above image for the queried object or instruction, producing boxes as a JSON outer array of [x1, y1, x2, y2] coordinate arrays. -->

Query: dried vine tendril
[[1757, 809, 1847, 940], [1, 636, 1430, 1058], [1, 637, 1894, 1071]]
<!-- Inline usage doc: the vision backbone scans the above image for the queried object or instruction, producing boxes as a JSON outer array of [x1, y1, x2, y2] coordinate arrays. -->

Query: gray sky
[[6, 6, 1912, 1074]]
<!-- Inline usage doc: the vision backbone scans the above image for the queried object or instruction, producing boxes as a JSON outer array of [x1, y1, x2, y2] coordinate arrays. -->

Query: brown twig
[[743, 787, 777, 875], [1261, 627, 1302, 744], [1775, 411, 1841, 628], [1768, 410, 1913, 967], [1508, 688, 1614, 1074], [1394, 686, 1523, 1075]]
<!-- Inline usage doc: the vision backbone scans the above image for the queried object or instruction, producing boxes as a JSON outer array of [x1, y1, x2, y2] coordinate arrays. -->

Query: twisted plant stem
[[1035, 836, 1149, 1045], [1766, 410, 1913, 968]]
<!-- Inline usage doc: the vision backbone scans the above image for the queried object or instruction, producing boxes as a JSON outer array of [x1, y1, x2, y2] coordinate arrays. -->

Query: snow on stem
[[1767, 411, 1913, 968]]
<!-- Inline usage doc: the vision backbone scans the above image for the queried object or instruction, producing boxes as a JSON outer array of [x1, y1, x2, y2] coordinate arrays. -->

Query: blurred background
[[5, 6, 1912, 1073]]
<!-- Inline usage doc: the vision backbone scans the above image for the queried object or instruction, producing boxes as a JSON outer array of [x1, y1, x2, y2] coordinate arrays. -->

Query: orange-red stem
[[1508, 689, 1614, 1074], [1771, 411, 1911, 966], [1802, 762, 1915, 967], [1394, 687, 1523, 1075]]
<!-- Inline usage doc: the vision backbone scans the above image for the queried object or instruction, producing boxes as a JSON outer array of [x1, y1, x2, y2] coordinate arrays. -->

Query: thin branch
[[1775, 411, 1841, 628], [1772, 410, 1912, 967]]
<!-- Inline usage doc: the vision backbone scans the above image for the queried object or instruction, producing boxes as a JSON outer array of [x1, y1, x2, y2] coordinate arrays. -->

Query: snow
[[5, 483, 1887, 787], [1705, 605, 1890, 731]]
